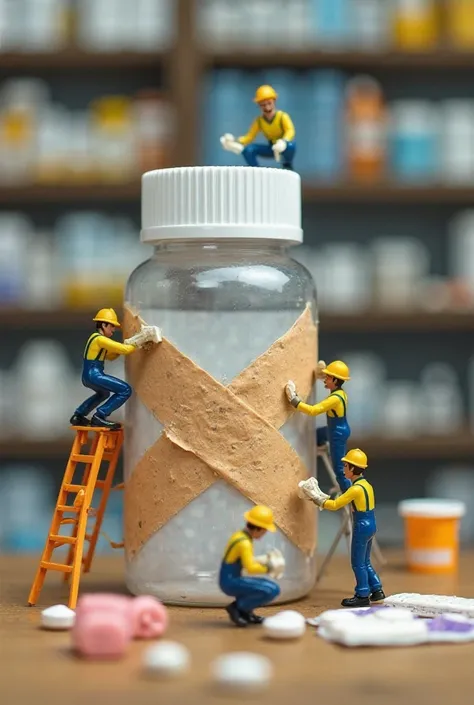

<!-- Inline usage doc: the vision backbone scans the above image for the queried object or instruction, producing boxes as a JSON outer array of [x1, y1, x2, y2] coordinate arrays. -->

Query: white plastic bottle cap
[[41, 604, 76, 630], [141, 166, 302, 244], [211, 651, 273, 690]]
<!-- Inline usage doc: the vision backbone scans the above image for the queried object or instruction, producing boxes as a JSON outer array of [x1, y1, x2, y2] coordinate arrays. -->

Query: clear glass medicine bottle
[[124, 165, 318, 605]]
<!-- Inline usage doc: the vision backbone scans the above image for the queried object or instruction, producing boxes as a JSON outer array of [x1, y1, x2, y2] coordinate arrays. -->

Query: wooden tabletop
[[1, 551, 474, 704]]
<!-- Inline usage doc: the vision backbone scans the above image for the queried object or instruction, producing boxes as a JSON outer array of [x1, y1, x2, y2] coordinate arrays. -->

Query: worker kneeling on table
[[219, 505, 285, 627]]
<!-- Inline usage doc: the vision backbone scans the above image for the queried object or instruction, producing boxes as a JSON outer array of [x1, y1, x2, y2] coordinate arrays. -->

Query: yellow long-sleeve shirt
[[296, 390, 347, 418], [323, 477, 375, 512], [238, 111, 295, 145], [83, 333, 135, 363], [222, 531, 268, 575]]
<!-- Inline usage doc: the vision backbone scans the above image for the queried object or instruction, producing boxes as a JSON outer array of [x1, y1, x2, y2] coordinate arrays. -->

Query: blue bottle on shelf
[[307, 70, 346, 181]]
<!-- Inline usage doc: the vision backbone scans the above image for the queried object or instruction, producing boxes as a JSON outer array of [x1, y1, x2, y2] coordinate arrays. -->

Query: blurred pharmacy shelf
[[0, 51, 166, 70], [207, 50, 474, 70], [5, 184, 474, 206], [0, 184, 141, 204], [0, 433, 472, 460], [1, 308, 474, 332]]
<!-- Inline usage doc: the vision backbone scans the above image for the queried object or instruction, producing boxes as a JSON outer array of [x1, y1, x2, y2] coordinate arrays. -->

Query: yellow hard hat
[[341, 448, 368, 469], [244, 505, 276, 532], [254, 85, 278, 103], [93, 308, 121, 328], [322, 360, 350, 381]]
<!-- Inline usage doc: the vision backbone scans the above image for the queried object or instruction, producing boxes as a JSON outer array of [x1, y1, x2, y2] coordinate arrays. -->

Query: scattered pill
[[143, 641, 190, 676], [41, 604, 76, 630], [211, 652, 273, 691], [263, 610, 306, 640]]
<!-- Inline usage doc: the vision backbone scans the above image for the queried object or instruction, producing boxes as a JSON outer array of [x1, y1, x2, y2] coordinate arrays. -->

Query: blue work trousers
[[351, 510, 382, 598], [242, 141, 296, 169], [327, 415, 352, 493], [75, 360, 132, 419], [219, 563, 280, 613]]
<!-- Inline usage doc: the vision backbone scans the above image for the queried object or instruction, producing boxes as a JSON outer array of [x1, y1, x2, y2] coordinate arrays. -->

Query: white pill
[[212, 652, 273, 691], [263, 610, 306, 639], [143, 641, 190, 676], [41, 604, 76, 630]]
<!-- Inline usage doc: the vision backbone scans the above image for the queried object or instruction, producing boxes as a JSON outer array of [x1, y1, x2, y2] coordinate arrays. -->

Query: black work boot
[[69, 413, 90, 427], [91, 414, 121, 431], [341, 595, 370, 608], [240, 610, 264, 625], [370, 589, 386, 602], [225, 602, 248, 627]]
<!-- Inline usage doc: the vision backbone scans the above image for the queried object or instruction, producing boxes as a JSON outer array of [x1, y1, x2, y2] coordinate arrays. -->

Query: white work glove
[[297, 477, 330, 510], [220, 133, 244, 155], [316, 359, 327, 379], [285, 379, 301, 408], [272, 138, 287, 162], [266, 548, 285, 580], [124, 325, 162, 348]]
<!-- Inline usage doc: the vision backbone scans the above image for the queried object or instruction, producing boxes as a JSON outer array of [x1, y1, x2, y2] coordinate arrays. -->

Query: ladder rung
[[70, 454, 96, 463], [63, 484, 86, 493], [49, 534, 76, 545], [57, 504, 79, 513], [40, 561, 73, 573]]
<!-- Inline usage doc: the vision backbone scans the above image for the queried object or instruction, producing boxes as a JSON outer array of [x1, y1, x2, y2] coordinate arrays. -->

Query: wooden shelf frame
[[0, 433, 471, 460], [1, 308, 473, 332]]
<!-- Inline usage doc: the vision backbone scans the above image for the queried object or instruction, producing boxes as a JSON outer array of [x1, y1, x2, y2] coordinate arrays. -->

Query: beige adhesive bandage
[[123, 304, 318, 559]]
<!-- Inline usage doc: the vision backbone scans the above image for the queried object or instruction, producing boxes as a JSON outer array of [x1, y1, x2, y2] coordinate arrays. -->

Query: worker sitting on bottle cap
[[219, 505, 283, 627], [220, 85, 296, 170], [70, 308, 137, 431], [286, 360, 352, 493]]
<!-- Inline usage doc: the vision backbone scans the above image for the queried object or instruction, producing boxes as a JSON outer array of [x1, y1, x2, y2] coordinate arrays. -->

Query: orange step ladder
[[28, 426, 124, 609]]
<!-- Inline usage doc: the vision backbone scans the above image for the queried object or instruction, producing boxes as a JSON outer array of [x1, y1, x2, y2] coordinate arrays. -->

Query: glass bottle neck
[[152, 239, 290, 257]]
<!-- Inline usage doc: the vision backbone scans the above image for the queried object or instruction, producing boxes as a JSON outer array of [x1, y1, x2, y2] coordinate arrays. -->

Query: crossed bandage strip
[[123, 305, 318, 559]]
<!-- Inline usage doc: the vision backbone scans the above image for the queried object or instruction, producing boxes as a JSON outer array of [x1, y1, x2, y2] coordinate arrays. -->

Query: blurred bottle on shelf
[[339, 352, 387, 434], [23, 230, 60, 310], [381, 380, 421, 437], [371, 237, 430, 310], [308, 70, 345, 180], [0, 466, 54, 553], [316, 242, 371, 312], [77, 0, 173, 52], [35, 103, 70, 184], [448, 209, 474, 300], [134, 90, 173, 172], [0, 213, 32, 305], [446, 0, 474, 49], [389, 100, 439, 182], [420, 363, 463, 435], [393, 0, 439, 51], [91, 96, 135, 183], [14, 339, 73, 439], [351, 0, 390, 49], [22, 0, 69, 51], [0, 79, 49, 185], [309, 0, 351, 48], [440, 101, 474, 184], [345, 75, 386, 182]]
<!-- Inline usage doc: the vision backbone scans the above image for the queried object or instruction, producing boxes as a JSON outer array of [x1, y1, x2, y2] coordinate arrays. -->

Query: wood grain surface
[[1, 552, 474, 705]]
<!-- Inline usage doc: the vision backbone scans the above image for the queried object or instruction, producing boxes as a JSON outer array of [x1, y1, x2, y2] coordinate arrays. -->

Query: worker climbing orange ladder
[[28, 425, 124, 610]]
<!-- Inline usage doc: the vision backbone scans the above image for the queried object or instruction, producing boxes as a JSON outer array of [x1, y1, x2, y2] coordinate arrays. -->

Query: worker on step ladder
[[28, 310, 163, 609], [70, 308, 162, 431]]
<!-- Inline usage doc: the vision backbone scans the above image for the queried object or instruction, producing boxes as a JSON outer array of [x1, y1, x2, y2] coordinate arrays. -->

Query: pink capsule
[[130, 595, 169, 639], [72, 611, 132, 659]]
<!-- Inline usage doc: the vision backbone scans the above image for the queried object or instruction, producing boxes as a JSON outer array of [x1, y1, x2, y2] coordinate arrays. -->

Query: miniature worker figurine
[[299, 449, 385, 608], [70, 308, 162, 431], [219, 506, 284, 627], [286, 360, 351, 493], [220, 85, 296, 170]]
